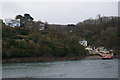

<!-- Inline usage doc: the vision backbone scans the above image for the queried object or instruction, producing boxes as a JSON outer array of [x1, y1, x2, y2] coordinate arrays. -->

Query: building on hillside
[[79, 40, 87, 47], [39, 23, 45, 30], [5, 18, 20, 27]]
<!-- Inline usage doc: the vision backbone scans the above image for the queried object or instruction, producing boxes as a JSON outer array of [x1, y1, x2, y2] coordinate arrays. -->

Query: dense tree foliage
[[15, 13, 34, 28], [74, 16, 119, 50], [2, 15, 119, 58], [2, 23, 87, 58]]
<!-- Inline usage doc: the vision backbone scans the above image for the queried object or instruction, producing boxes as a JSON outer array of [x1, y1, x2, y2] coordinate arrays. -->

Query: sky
[[0, 1, 118, 25]]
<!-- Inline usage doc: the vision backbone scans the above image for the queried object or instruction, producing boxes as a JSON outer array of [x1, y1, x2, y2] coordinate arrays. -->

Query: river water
[[2, 59, 118, 78]]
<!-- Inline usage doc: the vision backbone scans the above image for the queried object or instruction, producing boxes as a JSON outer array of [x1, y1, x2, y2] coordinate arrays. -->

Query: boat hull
[[102, 56, 113, 60]]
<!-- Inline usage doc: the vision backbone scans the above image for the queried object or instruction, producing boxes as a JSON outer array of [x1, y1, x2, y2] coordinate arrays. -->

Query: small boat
[[102, 56, 113, 59], [100, 53, 113, 60]]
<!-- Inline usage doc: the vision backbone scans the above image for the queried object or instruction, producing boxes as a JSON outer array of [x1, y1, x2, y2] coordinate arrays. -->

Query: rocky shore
[[2, 55, 103, 63]]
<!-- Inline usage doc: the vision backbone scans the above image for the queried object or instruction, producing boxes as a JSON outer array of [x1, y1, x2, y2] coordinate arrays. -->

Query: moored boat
[[102, 56, 113, 59], [100, 53, 113, 59]]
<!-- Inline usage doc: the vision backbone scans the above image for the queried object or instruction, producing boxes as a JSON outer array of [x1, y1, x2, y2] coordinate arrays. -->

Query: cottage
[[39, 23, 45, 30], [5, 18, 20, 27], [79, 40, 87, 47]]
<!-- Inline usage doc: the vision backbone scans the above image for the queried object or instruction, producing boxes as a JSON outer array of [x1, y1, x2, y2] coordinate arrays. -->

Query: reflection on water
[[2, 59, 118, 78]]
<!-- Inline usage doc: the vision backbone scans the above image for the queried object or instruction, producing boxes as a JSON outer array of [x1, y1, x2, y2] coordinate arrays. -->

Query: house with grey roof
[[5, 18, 20, 27]]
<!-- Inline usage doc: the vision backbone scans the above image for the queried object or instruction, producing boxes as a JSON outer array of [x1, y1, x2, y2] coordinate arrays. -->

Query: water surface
[[2, 59, 118, 78]]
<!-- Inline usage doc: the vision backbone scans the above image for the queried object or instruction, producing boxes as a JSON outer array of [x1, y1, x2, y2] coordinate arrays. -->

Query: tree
[[24, 13, 34, 21], [44, 21, 48, 29], [15, 15, 23, 19], [15, 15, 25, 27]]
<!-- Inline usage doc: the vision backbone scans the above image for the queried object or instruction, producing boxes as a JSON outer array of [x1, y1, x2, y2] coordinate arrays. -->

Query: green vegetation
[[2, 14, 119, 59], [2, 22, 87, 58], [74, 16, 119, 49]]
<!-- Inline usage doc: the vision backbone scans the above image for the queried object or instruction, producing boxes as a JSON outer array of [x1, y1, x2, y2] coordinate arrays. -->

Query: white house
[[5, 18, 20, 27], [79, 40, 87, 47], [39, 23, 45, 30]]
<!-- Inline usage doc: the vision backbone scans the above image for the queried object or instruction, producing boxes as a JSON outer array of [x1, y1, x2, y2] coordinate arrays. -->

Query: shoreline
[[2, 55, 103, 63]]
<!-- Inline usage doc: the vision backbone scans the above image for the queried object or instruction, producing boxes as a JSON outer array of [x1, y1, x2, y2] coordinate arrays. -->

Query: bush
[[17, 40, 27, 49]]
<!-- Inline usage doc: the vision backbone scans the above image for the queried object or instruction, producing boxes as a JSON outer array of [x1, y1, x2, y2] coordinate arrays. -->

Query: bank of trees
[[74, 16, 119, 50], [2, 14, 119, 58], [2, 22, 88, 58]]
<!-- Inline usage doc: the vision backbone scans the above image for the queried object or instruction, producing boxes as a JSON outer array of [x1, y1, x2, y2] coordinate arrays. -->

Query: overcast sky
[[0, 2, 118, 24]]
